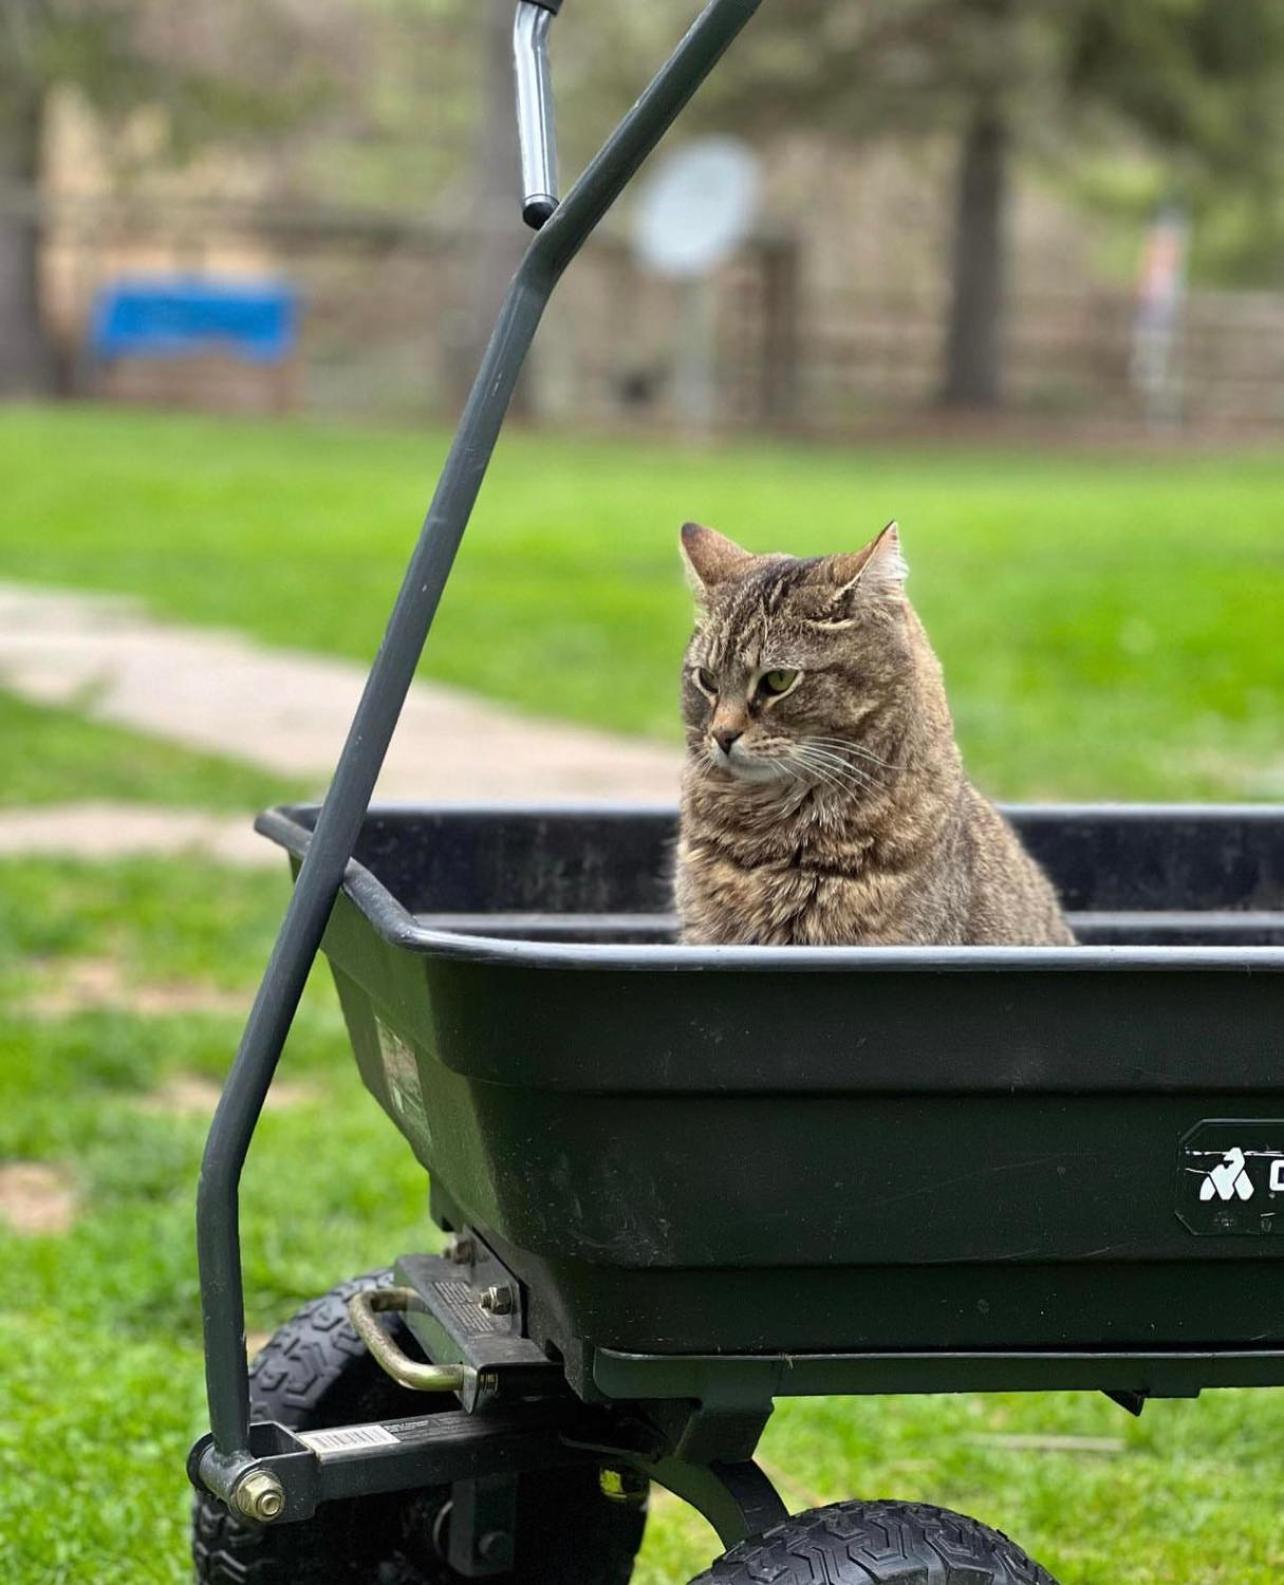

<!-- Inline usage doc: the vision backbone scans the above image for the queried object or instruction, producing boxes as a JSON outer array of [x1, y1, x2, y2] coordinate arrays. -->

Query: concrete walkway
[[0, 803, 276, 866], [0, 583, 680, 861], [0, 583, 680, 799]]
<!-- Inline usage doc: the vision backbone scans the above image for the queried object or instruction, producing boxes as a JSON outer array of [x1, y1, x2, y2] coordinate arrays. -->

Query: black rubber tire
[[192, 1270, 646, 1584], [689, 1498, 1059, 1584]]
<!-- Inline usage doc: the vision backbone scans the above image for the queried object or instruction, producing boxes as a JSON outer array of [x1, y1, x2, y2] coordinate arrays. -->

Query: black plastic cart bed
[[259, 798, 1284, 1395], [190, 800, 1284, 1582], [186, 3, 1284, 1580]]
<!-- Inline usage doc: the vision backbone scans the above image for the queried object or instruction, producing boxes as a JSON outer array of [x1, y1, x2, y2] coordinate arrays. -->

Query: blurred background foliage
[[4, 0, 1284, 417]]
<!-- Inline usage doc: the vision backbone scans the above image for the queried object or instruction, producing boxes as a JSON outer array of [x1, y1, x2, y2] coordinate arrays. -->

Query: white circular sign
[[632, 136, 761, 280]]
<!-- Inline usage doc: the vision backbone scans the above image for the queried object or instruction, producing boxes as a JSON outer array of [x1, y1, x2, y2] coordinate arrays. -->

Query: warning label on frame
[[1177, 1120, 1284, 1236]]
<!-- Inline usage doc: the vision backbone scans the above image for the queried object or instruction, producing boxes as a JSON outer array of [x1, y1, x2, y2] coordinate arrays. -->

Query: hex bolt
[[446, 1236, 475, 1264], [478, 1284, 514, 1315], [234, 1470, 286, 1523], [478, 1530, 513, 1565]]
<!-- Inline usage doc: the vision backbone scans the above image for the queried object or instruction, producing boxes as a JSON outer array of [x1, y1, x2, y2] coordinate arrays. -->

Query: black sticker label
[[1176, 1120, 1284, 1236]]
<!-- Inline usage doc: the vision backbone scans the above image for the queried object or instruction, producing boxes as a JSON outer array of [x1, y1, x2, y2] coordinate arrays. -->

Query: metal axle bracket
[[191, 1402, 599, 1527]]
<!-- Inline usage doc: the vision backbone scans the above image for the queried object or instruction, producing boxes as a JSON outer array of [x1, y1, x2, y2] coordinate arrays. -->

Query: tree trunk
[[940, 99, 1008, 410], [447, 0, 532, 416], [0, 89, 58, 398]]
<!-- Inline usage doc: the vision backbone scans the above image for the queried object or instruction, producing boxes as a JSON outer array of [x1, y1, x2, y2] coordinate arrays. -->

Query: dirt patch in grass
[[0, 1161, 77, 1235], [0, 802, 278, 865], [134, 1072, 317, 1117], [23, 956, 250, 1019]]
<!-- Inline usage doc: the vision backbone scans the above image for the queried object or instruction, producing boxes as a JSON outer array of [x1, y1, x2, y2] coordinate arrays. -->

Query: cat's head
[[680, 519, 918, 787]]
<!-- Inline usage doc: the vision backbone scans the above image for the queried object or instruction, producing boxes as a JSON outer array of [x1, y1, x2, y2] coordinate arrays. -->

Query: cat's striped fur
[[675, 521, 1074, 947]]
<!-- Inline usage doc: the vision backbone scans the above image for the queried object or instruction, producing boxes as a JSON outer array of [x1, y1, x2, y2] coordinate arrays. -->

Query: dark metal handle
[[195, 0, 766, 1475], [514, 1, 559, 229]]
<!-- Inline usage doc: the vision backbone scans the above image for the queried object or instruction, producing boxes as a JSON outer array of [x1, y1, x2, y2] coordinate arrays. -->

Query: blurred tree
[[446, 0, 530, 410], [1062, 0, 1284, 282], [0, 0, 324, 397], [0, 1, 57, 392], [704, 0, 1284, 409], [435, 0, 698, 407]]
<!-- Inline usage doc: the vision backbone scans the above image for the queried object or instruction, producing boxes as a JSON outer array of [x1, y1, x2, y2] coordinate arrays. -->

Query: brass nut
[[478, 1284, 514, 1315], [234, 1470, 286, 1523]]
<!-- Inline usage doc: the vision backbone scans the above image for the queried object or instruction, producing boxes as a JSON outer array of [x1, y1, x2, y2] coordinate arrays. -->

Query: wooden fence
[[34, 194, 1284, 434]]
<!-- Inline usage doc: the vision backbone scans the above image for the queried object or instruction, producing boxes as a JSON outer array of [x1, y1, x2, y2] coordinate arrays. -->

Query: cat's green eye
[[695, 667, 717, 694], [759, 668, 800, 697]]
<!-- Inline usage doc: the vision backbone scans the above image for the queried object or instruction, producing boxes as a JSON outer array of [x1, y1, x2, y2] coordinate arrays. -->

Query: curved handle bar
[[195, 0, 766, 1471]]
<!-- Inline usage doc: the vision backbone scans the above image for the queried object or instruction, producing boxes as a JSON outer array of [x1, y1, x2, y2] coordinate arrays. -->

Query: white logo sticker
[[1178, 1122, 1284, 1236], [1198, 1146, 1255, 1204]]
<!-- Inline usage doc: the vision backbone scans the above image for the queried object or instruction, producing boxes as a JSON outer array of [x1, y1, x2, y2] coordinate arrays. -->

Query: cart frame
[[192, 0, 778, 1544]]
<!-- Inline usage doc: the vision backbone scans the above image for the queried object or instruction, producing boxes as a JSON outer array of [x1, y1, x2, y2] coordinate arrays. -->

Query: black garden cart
[[188, 5, 1284, 1580]]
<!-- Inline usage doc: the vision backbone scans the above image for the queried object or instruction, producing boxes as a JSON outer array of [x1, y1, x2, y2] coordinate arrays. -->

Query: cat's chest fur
[[676, 793, 931, 946]]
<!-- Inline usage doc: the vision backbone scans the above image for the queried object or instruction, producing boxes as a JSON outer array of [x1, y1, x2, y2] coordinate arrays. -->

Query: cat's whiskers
[[795, 751, 868, 789], [790, 745, 879, 799], [789, 751, 887, 805], [701, 739, 811, 798], [800, 743, 875, 774], [792, 759, 847, 799], [772, 758, 814, 808], [794, 743, 884, 795], [805, 735, 908, 773]]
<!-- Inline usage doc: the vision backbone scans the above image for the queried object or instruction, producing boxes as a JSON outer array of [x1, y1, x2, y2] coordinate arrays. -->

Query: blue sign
[[91, 276, 298, 364]]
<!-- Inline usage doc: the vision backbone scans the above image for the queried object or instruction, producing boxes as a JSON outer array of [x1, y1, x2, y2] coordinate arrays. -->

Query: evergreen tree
[[705, 0, 1284, 408]]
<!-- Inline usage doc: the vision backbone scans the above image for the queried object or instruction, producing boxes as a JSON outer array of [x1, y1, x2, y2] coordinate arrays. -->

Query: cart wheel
[[689, 1498, 1058, 1584], [192, 1270, 646, 1584]]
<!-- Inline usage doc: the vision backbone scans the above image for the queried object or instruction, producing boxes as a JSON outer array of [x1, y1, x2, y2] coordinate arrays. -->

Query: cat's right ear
[[680, 523, 753, 597]]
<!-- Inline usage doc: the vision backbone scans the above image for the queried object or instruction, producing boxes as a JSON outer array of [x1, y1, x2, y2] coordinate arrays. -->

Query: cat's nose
[[713, 727, 743, 754]]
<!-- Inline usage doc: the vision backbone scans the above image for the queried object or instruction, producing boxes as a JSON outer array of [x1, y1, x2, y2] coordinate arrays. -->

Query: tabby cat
[[675, 520, 1074, 947]]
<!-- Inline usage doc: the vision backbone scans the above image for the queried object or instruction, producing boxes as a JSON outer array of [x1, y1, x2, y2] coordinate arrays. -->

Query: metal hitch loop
[[347, 1286, 472, 1394]]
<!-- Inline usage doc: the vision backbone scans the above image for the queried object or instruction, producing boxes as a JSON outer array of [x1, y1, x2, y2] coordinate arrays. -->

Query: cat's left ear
[[819, 521, 907, 618], [680, 522, 754, 596]]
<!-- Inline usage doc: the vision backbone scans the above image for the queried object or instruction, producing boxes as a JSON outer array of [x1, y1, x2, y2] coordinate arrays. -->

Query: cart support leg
[[196, 0, 766, 1466], [569, 1401, 785, 1549], [645, 1456, 787, 1550]]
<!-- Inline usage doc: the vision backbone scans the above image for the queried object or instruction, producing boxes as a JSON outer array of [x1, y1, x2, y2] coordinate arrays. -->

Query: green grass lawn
[[2, 856, 1282, 1583], [0, 689, 302, 810], [1, 403, 1283, 799], [2, 406, 1283, 1581]]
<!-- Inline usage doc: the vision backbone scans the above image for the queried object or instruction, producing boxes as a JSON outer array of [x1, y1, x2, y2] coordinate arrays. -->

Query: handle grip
[[514, 1, 559, 229]]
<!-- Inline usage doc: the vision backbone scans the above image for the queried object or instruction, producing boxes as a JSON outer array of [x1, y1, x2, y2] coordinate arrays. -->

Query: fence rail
[[21, 192, 1284, 433]]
